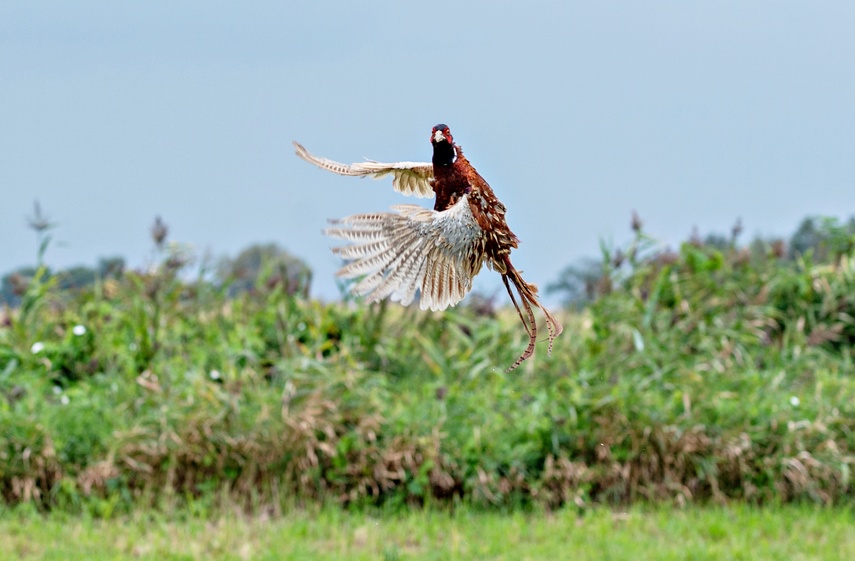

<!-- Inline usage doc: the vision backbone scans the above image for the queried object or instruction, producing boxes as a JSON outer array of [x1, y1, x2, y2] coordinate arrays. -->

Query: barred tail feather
[[502, 263, 564, 372]]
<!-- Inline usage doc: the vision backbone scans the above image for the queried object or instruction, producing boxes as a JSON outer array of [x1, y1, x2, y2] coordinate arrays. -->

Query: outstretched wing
[[293, 141, 434, 198], [325, 195, 486, 311]]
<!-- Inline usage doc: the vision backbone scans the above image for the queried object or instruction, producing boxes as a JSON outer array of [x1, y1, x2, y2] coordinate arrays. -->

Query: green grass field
[[2, 505, 852, 561]]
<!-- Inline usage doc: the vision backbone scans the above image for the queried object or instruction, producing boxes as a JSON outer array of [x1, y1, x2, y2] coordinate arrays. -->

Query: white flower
[[53, 386, 62, 395], [31, 342, 45, 354], [72, 324, 87, 336], [790, 396, 801, 407], [129, 342, 138, 351], [209, 370, 221, 380], [60, 395, 70, 405]]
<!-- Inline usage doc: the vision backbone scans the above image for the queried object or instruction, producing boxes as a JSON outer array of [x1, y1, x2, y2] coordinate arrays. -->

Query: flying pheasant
[[293, 125, 562, 370]]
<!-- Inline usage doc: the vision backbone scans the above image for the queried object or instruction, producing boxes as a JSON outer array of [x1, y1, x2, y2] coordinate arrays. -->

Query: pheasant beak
[[433, 129, 447, 143]]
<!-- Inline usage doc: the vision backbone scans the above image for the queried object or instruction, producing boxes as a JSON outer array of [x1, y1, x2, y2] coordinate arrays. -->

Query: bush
[[1, 226, 854, 513]]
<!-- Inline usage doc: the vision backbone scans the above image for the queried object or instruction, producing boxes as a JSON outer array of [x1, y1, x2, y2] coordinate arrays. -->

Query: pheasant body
[[294, 125, 562, 370]]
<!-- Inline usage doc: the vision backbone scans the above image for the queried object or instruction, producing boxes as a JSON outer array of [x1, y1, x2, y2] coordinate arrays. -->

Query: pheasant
[[293, 124, 562, 370]]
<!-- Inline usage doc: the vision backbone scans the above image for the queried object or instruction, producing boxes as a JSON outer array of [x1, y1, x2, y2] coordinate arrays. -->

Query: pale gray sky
[[2, 2, 854, 302]]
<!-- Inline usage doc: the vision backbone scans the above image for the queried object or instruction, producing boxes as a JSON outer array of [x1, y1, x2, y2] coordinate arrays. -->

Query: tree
[[216, 243, 312, 297], [98, 256, 126, 279], [547, 258, 606, 309], [0, 267, 37, 306], [789, 216, 855, 263]]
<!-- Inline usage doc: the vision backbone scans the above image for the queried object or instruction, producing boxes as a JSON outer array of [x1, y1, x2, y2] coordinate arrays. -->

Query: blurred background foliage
[[1, 208, 854, 514]]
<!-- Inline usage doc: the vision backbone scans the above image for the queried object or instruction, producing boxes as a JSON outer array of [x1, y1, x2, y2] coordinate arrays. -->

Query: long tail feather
[[501, 274, 534, 339], [502, 261, 564, 371]]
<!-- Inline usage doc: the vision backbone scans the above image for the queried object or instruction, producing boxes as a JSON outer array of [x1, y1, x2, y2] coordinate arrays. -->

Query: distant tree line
[[0, 245, 311, 307], [547, 215, 855, 308], [1, 210, 312, 307], [3, 209, 853, 310]]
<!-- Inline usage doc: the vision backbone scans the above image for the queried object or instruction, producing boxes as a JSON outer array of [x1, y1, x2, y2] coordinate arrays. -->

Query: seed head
[[612, 249, 625, 269], [630, 211, 643, 234], [27, 200, 55, 234], [151, 216, 168, 248], [731, 217, 744, 242]]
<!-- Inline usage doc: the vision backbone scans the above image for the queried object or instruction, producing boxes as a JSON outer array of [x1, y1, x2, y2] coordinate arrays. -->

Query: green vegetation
[[1, 505, 852, 560], [1, 213, 854, 514]]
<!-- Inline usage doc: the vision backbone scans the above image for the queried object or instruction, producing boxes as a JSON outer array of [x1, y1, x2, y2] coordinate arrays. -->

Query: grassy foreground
[[2, 505, 852, 561]]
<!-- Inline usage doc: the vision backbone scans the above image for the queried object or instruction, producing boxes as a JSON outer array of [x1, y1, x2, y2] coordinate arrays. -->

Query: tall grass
[[1, 227, 853, 513]]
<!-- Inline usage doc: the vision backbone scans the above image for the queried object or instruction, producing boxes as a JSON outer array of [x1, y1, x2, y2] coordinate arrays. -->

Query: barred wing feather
[[293, 141, 434, 198], [326, 195, 484, 311]]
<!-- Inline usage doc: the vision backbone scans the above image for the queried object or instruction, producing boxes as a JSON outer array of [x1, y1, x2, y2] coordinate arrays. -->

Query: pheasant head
[[431, 124, 455, 166]]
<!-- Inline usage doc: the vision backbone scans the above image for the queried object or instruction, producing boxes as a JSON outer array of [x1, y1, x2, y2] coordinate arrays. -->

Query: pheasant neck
[[432, 142, 455, 166]]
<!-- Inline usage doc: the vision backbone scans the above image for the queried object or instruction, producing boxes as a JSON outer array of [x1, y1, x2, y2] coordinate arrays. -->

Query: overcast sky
[[2, 2, 853, 302]]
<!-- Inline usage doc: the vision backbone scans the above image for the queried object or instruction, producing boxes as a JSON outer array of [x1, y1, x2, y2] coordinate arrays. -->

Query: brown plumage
[[294, 124, 562, 370]]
